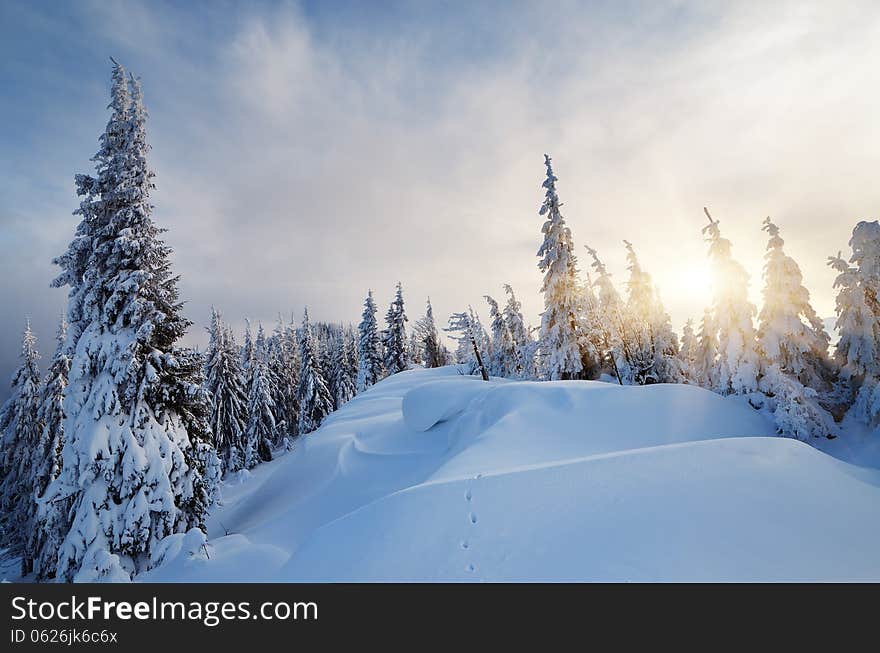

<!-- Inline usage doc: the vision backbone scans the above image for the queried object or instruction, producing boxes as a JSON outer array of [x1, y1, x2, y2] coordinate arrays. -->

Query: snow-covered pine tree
[[693, 308, 719, 389], [244, 325, 275, 468], [268, 315, 299, 443], [332, 332, 357, 408], [621, 241, 681, 384], [47, 63, 216, 582], [298, 308, 334, 434], [241, 318, 254, 372], [758, 218, 832, 390], [0, 321, 42, 575], [622, 241, 660, 384], [414, 298, 446, 368], [575, 273, 604, 381], [29, 316, 71, 579], [679, 318, 699, 384], [536, 155, 584, 380], [357, 291, 385, 392], [757, 218, 834, 439], [203, 308, 248, 473], [702, 208, 761, 395], [502, 284, 536, 379], [828, 221, 880, 426], [382, 283, 409, 375], [408, 331, 424, 367], [585, 245, 630, 384], [445, 309, 490, 381], [484, 294, 516, 377]]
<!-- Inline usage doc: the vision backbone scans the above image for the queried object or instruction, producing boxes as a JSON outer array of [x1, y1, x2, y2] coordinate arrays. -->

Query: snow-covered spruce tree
[[585, 245, 630, 384], [536, 155, 585, 380], [414, 298, 446, 369], [574, 273, 604, 381], [502, 284, 536, 379], [758, 218, 832, 390], [29, 316, 71, 579], [382, 283, 409, 375], [47, 64, 216, 582], [357, 291, 385, 392], [298, 309, 334, 435], [203, 308, 248, 473], [622, 240, 656, 383], [757, 218, 834, 439], [332, 332, 357, 408], [244, 325, 275, 468], [702, 208, 761, 395], [828, 221, 880, 426], [621, 241, 681, 384], [268, 315, 299, 443], [445, 309, 490, 381], [0, 322, 42, 575], [484, 294, 516, 377], [679, 318, 699, 384], [693, 308, 719, 389], [241, 318, 254, 372]]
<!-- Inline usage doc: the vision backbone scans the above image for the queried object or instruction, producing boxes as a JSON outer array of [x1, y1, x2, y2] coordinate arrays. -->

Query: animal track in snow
[[465, 489, 472, 501], [469, 512, 478, 525], [460, 540, 469, 550]]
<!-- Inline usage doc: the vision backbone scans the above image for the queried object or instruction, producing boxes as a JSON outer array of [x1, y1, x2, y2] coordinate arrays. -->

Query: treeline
[[448, 154, 878, 446], [203, 282, 453, 476]]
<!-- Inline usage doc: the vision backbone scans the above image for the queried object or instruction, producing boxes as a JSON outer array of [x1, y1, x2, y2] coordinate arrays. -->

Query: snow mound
[[142, 368, 880, 582], [401, 375, 492, 431]]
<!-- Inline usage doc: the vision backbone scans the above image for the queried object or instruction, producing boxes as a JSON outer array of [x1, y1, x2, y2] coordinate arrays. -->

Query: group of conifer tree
[[0, 63, 444, 582], [452, 154, 880, 445]]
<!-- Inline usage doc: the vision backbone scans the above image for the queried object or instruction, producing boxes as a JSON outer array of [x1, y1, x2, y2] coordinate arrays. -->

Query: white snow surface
[[141, 367, 880, 582]]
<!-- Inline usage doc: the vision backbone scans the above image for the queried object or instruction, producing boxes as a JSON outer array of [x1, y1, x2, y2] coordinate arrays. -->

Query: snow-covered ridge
[[141, 368, 880, 582]]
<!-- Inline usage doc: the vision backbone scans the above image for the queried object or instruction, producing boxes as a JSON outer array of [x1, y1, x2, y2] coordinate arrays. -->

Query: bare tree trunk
[[471, 337, 490, 381]]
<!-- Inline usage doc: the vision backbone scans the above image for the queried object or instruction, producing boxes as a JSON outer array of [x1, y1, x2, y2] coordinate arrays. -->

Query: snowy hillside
[[142, 368, 880, 582]]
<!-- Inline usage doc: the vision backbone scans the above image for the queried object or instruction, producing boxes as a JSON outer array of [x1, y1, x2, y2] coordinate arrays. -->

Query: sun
[[662, 259, 713, 308]]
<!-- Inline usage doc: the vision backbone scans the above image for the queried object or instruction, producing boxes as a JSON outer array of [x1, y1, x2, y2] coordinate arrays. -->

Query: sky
[[1, 0, 879, 399]]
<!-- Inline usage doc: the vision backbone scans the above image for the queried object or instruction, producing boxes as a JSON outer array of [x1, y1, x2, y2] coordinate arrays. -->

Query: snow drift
[[141, 367, 880, 582]]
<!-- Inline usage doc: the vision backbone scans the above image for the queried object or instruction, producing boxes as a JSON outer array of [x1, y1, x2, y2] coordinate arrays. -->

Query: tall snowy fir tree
[[702, 208, 761, 395], [29, 316, 71, 579], [446, 310, 490, 381], [484, 294, 515, 377], [622, 241, 661, 384], [622, 241, 681, 384], [758, 218, 831, 389], [829, 221, 880, 426], [241, 318, 254, 372], [679, 318, 699, 384], [536, 155, 584, 380], [203, 308, 248, 473], [382, 283, 409, 375], [357, 291, 384, 392], [586, 245, 630, 384], [694, 308, 719, 390], [331, 332, 357, 409], [298, 309, 334, 434], [0, 322, 42, 575], [414, 298, 446, 369], [757, 218, 834, 439], [244, 325, 275, 468], [45, 63, 217, 581], [502, 284, 535, 379], [268, 315, 299, 443]]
